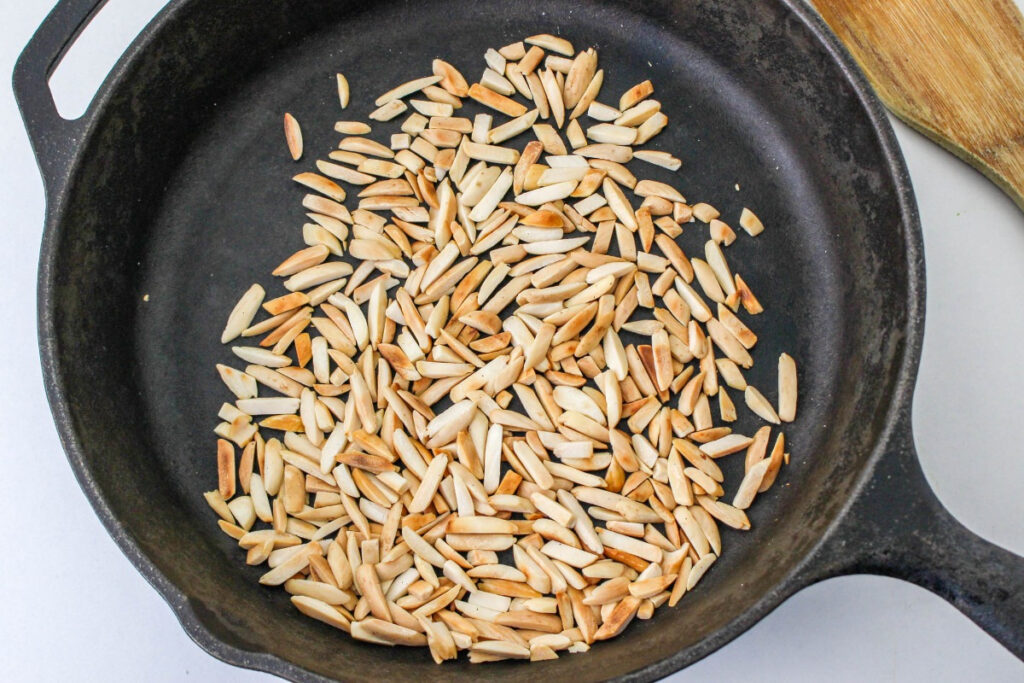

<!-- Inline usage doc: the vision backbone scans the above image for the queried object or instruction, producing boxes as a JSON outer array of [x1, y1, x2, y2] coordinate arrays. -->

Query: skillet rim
[[33, 0, 925, 680]]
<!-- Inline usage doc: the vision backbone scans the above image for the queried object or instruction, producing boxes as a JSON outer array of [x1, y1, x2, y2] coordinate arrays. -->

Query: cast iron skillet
[[16, 0, 1024, 679]]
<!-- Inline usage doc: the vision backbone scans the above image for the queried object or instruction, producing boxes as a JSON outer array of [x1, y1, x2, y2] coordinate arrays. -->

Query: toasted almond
[[565, 60, 602, 117], [782, 352, 798, 421], [634, 179, 685, 203], [733, 457, 771, 510], [292, 172, 346, 202], [471, 639, 531, 659], [447, 533, 515, 552], [292, 595, 350, 631], [577, 144, 632, 163], [222, 284, 266, 344], [339, 136, 395, 159], [740, 207, 765, 236], [539, 69, 565, 128], [686, 553, 716, 590], [587, 123, 637, 146], [469, 83, 528, 117], [352, 618, 427, 647], [283, 113, 303, 160], [376, 75, 442, 107], [619, 80, 653, 110], [633, 150, 681, 171], [370, 99, 408, 121], [710, 218, 737, 246], [411, 99, 454, 118], [495, 609, 564, 633], [515, 181, 578, 206], [525, 34, 574, 56], [756, 432, 787, 493], [635, 112, 668, 144], [464, 140, 521, 165], [335, 120, 369, 135], [402, 525, 447, 568], [331, 76, 350, 112], [602, 177, 637, 231], [696, 496, 750, 530], [701, 318, 749, 368], [432, 59, 469, 97], [563, 50, 597, 110], [615, 98, 660, 127], [593, 595, 640, 641]]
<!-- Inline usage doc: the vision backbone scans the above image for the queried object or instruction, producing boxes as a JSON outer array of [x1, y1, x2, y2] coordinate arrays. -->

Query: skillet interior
[[42, 0, 915, 679]]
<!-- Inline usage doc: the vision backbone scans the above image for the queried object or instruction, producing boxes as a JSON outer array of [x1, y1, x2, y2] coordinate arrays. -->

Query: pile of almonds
[[206, 33, 798, 664]]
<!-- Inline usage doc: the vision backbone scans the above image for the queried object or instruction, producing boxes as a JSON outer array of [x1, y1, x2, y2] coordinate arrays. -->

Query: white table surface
[[1, 1, 1022, 680]]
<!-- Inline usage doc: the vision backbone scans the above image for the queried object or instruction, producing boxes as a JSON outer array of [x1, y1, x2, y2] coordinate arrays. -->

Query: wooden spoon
[[812, 0, 1024, 211]]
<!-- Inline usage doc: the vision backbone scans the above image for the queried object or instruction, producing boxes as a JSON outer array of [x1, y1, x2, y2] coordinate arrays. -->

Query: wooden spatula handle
[[814, 0, 1024, 211]]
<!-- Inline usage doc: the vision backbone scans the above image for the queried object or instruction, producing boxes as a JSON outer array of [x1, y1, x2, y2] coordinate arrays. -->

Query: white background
[[1, 1, 1022, 680]]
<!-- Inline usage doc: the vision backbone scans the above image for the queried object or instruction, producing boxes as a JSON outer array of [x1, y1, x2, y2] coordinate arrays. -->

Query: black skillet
[[16, 0, 1024, 680]]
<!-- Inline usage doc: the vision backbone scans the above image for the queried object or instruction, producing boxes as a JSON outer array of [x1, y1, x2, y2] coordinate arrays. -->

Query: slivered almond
[[532, 124, 567, 155], [376, 75, 443, 106], [587, 123, 637, 146], [433, 59, 469, 97], [615, 99, 661, 127], [578, 144, 632, 163], [539, 69, 565, 128], [733, 457, 770, 509], [633, 150, 681, 170], [359, 158, 406, 178], [741, 387, 778, 423], [283, 113, 303, 160], [778, 353, 798, 422], [570, 68, 605, 120], [352, 618, 427, 647], [563, 50, 597, 110], [411, 99, 454, 118], [740, 207, 765, 236], [521, 209, 564, 228], [293, 173, 346, 202], [635, 112, 668, 144], [593, 596, 640, 641], [469, 83, 528, 117], [634, 179, 685, 203], [489, 110, 540, 144], [619, 80, 653, 110], [696, 496, 750, 530], [515, 181, 578, 206], [315, 161, 374, 187], [588, 101, 621, 121], [335, 73, 350, 109], [482, 66, 514, 96], [464, 140, 521, 165], [222, 284, 265, 344], [602, 177, 637, 230], [495, 610, 563, 633], [525, 34, 574, 56], [335, 120, 369, 135], [471, 640, 531, 660], [370, 99, 408, 122], [710, 219, 737, 246], [339, 136, 395, 159]]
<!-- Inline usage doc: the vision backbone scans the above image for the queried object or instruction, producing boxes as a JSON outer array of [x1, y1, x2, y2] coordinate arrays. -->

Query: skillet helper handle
[[13, 0, 110, 194], [812, 410, 1024, 659], [813, 0, 1024, 213]]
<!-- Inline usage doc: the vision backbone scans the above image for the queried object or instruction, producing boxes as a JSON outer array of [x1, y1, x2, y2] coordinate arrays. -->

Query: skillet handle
[[13, 0, 111, 194], [808, 409, 1024, 659]]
